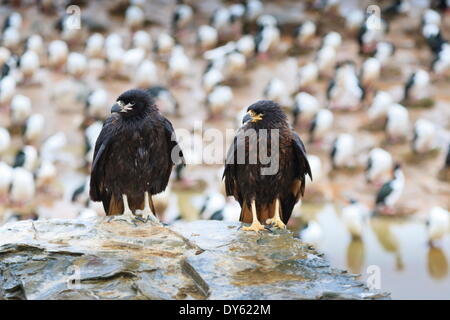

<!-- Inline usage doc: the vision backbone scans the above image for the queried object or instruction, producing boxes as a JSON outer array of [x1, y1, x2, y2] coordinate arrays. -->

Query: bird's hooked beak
[[111, 100, 133, 113], [242, 113, 252, 124], [243, 110, 263, 123]]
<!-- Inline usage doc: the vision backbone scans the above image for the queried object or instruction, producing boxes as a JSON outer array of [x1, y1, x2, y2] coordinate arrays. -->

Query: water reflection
[[290, 203, 450, 299], [370, 217, 404, 271], [347, 239, 364, 274], [427, 247, 448, 280]]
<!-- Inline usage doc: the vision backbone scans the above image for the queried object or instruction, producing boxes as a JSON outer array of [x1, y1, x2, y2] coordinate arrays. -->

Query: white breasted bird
[[360, 57, 381, 87], [315, 45, 336, 76], [125, 5, 145, 29], [67, 52, 88, 79], [342, 199, 369, 239], [202, 66, 224, 93], [206, 84, 233, 118], [255, 16, 280, 59], [327, 61, 365, 110], [11, 94, 32, 126], [372, 41, 395, 67], [375, 163, 405, 215], [13, 145, 38, 171], [48, 40, 68, 69], [172, 2, 193, 32], [300, 220, 323, 247], [85, 33, 105, 58], [36, 160, 57, 188], [292, 91, 320, 126], [357, 12, 388, 54], [412, 119, 437, 154], [85, 88, 108, 120], [294, 21, 316, 47], [422, 9, 441, 27], [211, 7, 231, 33], [309, 109, 333, 144], [0, 161, 13, 200], [24, 113, 45, 144], [2, 12, 22, 31], [206, 197, 241, 222], [154, 33, 175, 56], [197, 25, 218, 51], [404, 69, 430, 101], [345, 10, 364, 32], [322, 31, 342, 50], [368, 91, 393, 121], [236, 34, 255, 58], [135, 59, 158, 88], [20, 50, 40, 81], [84, 121, 103, 167], [0, 127, 11, 154], [25, 34, 44, 56], [168, 45, 190, 81], [2, 27, 21, 51], [366, 148, 393, 185], [244, 0, 263, 23], [10, 167, 35, 204], [122, 47, 146, 80], [196, 191, 226, 220], [432, 43, 450, 76], [426, 206, 449, 246], [263, 78, 287, 105], [296, 62, 319, 90], [133, 30, 152, 52], [146, 86, 179, 116], [330, 133, 355, 169], [306, 154, 322, 183], [105, 33, 123, 51], [40, 131, 67, 163], [386, 103, 410, 142], [0, 75, 16, 106]]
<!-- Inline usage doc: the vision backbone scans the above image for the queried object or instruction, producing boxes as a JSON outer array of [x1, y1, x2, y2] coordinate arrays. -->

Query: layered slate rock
[[0, 218, 389, 300]]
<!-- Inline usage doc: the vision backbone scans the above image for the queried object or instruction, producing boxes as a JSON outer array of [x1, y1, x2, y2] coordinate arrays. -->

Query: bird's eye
[[130, 101, 135, 106]]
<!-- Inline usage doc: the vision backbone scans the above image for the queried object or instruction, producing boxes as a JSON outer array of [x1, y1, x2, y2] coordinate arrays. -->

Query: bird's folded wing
[[223, 135, 240, 200], [89, 117, 115, 201], [292, 131, 312, 180], [162, 117, 185, 166]]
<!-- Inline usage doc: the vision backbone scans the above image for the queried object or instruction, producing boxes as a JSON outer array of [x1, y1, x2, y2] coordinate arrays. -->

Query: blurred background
[[0, 0, 449, 299]]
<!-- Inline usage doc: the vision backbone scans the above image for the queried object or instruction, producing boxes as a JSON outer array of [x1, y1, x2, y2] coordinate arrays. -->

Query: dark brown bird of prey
[[89, 89, 184, 223], [223, 100, 312, 232]]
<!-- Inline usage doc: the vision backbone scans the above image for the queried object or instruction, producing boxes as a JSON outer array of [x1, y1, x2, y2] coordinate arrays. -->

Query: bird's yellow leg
[[137, 192, 160, 224], [266, 199, 286, 229], [242, 200, 265, 232], [116, 194, 138, 225]]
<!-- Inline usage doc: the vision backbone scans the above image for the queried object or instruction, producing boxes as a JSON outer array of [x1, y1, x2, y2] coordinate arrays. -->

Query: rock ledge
[[0, 218, 389, 300]]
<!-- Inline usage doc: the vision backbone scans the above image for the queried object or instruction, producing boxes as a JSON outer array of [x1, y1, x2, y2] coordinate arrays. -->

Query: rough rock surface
[[0, 218, 389, 300]]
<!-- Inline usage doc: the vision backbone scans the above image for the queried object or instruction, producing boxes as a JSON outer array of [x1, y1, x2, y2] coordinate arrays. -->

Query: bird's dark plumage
[[376, 181, 393, 205], [223, 100, 311, 225], [89, 89, 184, 215], [403, 72, 415, 100]]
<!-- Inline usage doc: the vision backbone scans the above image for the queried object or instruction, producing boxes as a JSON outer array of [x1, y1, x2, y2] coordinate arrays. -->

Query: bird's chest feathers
[[112, 123, 154, 168]]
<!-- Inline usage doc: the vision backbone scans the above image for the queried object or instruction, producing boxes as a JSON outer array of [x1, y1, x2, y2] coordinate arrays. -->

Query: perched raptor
[[89, 89, 184, 223], [223, 100, 312, 232]]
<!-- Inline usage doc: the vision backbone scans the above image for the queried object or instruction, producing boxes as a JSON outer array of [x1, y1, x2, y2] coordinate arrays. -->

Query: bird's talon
[[266, 218, 286, 230], [242, 222, 266, 233]]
